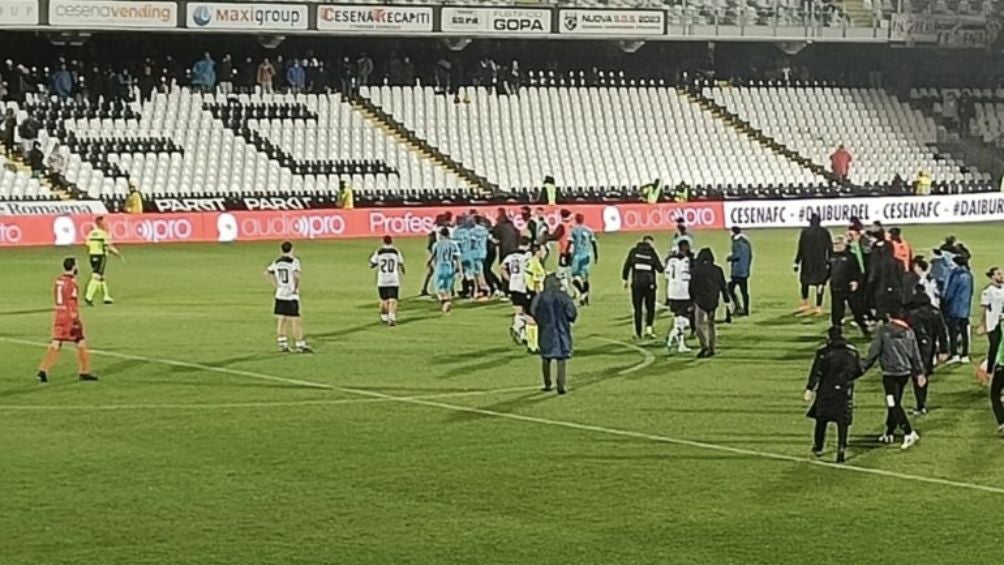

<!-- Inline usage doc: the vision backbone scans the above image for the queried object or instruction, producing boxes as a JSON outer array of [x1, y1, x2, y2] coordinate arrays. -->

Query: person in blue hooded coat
[[531, 274, 577, 394], [191, 53, 216, 93], [726, 226, 753, 317], [943, 254, 974, 363]]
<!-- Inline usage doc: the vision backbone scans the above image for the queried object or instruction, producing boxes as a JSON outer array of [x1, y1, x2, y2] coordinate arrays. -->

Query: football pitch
[[2, 224, 1003, 564]]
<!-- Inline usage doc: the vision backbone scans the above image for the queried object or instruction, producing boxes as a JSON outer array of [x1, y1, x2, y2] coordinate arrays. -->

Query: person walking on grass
[[531, 275, 577, 395], [861, 308, 926, 450], [804, 326, 862, 464], [689, 248, 730, 359], [622, 235, 664, 340], [794, 213, 832, 316], [726, 226, 752, 319], [906, 287, 946, 416], [943, 254, 974, 364], [828, 236, 870, 339]]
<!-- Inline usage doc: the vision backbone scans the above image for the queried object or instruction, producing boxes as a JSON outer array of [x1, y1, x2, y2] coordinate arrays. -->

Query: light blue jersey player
[[569, 213, 598, 305], [469, 220, 491, 297], [430, 228, 462, 313]]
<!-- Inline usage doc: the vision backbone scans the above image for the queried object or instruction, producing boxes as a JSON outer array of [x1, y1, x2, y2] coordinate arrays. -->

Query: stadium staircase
[[352, 96, 497, 195], [685, 87, 833, 181], [1, 150, 71, 198]]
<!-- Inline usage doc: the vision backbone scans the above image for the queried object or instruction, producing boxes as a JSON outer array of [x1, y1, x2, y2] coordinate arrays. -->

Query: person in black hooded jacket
[[906, 286, 947, 414], [805, 326, 863, 463], [689, 248, 730, 358]]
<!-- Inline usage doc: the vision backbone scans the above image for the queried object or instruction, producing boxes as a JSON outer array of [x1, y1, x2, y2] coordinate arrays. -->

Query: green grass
[[1, 225, 1002, 564]]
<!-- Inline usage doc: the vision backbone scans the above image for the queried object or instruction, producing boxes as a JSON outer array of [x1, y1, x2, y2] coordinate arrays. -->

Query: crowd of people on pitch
[[420, 207, 596, 395], [620, 220, 751, 360], [794, 213, 1004, 463]]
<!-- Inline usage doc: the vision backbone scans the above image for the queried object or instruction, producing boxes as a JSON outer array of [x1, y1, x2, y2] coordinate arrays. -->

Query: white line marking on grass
[[595, 337, 656, 375], [0, 386, 539, 412], [5, 337, 1004, 496]]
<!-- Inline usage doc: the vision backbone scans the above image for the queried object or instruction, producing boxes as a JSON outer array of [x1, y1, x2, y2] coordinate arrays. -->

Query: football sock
[[583, 281, 590, 294], [39, 346, 59, 372], [100, 281, 111, 300], [277, 336, 289, 350], [295, 340, 307, 349], [572, 280, 584, 295], [85, 279, 99, 302], [388, 312, 396, 323], [526, 324, 539, 352], [76, 347, 91, 374], [815, 290, 824, 307], [512, 313, 525, 333]]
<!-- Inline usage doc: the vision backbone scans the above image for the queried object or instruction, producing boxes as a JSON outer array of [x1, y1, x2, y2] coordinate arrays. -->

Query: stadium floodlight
[[442, 38, 472, 52], [47, 32, 91, 47], [258, 35, 286, 50], [774, 41, 808, 55], [617, 40, 645, 54]]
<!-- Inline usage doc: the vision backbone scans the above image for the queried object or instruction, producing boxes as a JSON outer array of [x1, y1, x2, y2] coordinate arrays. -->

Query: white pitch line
[[4, 337, 1004, 496], [0, 386, 539, 412], [595, 337, 656, 375]]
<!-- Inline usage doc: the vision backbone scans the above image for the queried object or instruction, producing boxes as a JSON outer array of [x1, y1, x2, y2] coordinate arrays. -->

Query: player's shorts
[[52, 319, 85, 343], [571, 254, 591, 278], [461, 257, 477, 279], [435, 268, 455, 294], [89, 254, 107, 276], [669, 299, 693, 317], [510, 291, 530, 313], [274, 299, 301, 317], [470, 257, 486, 277], [378, 286, 399, 301]]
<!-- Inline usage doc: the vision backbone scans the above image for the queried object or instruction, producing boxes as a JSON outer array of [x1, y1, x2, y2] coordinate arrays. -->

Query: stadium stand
[[365, 84, 826, 195], [705, 84, 989, 185], [0, 155, 51, 200], [5, 90, 470, 203]]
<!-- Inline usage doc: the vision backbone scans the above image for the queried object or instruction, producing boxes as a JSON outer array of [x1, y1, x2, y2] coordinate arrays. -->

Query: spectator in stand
[[357, 53, 374, 87], [309, 60, 328, 94], [27, 142, 44, 178], [46, 149, 64, 176], [338, 180, 354, 209], [274, 55, 288, 92], [162, 55, 182, 90], [116, 68, 134, 101], [2, 109, 15, 157], [388, 52, 403, 86], [402, 56, 415, 87], [191, 53, 216, 93], [506, 60, 521, 96], [17, 114, 39, 158], [138, 64, 157, 101], [914, 169, 932, 195], [830, 144, 852, 181], [286, 59, 306, 94], [257, 58, 275, 93], [125, 184, 144, 214], [238, 57, 256, 94], [218, 54, 234, 95], [339, 57, 355, 96], [50, 64, 73, 99]]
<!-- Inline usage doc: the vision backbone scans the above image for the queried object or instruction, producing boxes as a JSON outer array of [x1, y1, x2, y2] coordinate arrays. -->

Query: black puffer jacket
[[689, 248, 730, 312]]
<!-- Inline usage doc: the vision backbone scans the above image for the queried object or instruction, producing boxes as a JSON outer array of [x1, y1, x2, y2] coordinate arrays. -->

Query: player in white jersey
[[502, 236, 533, 344], [665, 239, 694, 353], [370, 235, 406, 326], [264, 241, 311, 353]]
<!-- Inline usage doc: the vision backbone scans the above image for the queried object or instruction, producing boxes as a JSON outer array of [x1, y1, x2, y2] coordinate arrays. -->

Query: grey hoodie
[[861, 319, 924, 377]]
